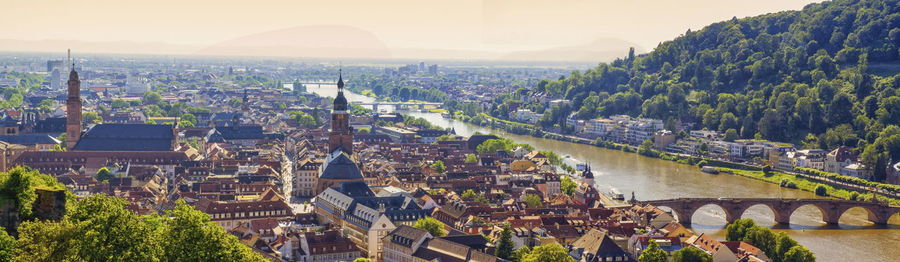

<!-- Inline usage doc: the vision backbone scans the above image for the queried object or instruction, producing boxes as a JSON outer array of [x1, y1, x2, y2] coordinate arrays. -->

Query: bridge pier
[[774, 211, 791, 225]]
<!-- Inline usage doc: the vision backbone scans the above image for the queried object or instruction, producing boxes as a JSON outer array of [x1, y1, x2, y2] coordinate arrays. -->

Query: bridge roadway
[[638, 198, 900, 226], [352, 101, 443, 111]]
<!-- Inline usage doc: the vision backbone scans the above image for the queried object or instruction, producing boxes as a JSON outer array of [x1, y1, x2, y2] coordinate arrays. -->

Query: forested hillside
[[486, 0, 900, 181]]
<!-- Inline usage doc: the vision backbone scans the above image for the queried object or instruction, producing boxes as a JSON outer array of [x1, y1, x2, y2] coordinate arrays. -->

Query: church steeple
[[329, 70, 353, 154], [66, 50, 82, 150], [333, 69, 348, 111]]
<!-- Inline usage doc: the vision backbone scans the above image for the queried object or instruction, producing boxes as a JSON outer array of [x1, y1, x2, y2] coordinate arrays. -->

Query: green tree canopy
[[672, 246, 712, 262], [494, 224, 515, 260], [522, 243, 575, 262], [560, 176, 577, 196], [96, 167, 113, 182], [0, 167, 67, 219], [0, 227, 15, 262], [638, 240, 668, 262], [430, 160, 446, 173], [511, 246, 531, 262], [465, 154, 478, 164], [413, 217, 446, 237], [782, 245, 816, 262], [142, 91, 162, 105], [523, 194, 543, 208], [461, 189, 478, 200], [13, 193, 265, 262], [83, 111, 103, 124]]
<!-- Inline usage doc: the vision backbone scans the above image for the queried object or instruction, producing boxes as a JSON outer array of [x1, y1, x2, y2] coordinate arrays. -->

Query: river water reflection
[[308, 85, 900, 262]]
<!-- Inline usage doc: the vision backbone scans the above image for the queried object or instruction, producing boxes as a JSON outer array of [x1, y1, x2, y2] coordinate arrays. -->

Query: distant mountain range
[[0, 25, 640, 62]]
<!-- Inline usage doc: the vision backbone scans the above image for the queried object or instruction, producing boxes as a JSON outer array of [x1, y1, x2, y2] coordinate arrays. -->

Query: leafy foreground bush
[[10, 194, 265, 262]]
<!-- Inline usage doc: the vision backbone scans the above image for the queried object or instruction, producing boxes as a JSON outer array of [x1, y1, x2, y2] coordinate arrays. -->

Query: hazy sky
[[2, 0, 821, 56]]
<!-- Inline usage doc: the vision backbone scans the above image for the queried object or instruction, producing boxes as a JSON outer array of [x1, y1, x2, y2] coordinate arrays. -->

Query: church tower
[[65, 53, 82, 150], [328, 71, 353, 154]]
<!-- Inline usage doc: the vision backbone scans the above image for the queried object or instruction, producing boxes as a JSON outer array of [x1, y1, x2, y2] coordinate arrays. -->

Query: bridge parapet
[[638, 198, 900, 226]]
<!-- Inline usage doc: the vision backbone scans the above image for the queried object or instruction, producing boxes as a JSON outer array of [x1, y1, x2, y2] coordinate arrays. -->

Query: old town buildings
[[0, 64, 782, 262]]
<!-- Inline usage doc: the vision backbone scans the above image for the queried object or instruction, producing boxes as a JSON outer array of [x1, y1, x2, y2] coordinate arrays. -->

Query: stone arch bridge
[[639, 198, 900, 225]]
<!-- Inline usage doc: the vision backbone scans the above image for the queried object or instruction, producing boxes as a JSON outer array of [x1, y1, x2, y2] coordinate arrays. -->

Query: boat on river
[[562, 155, 587, 171], [608, 188, 625, 200]]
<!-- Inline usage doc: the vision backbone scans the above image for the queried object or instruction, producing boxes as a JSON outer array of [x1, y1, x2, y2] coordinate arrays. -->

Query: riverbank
[[453, 113, 900, 206], [318, 85, 900, 262]]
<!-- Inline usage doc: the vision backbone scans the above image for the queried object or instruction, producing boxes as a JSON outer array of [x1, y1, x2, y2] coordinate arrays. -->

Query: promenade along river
[[309, 85, 900, 262]]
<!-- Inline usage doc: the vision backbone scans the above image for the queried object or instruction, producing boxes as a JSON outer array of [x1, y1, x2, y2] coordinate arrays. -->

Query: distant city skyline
[[2, 0, 819, 60]]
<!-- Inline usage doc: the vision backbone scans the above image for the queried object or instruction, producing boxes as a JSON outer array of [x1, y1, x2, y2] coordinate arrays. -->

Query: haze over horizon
[[2, 0, 820, 61]]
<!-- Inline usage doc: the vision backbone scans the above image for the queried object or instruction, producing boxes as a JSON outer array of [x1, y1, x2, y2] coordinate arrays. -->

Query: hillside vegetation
[[487, 0, 900, 181]]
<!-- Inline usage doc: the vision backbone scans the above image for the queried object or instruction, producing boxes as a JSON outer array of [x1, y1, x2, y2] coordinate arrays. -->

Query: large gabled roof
[[73, 124, 174, 151], [320, 152, 364, 180]]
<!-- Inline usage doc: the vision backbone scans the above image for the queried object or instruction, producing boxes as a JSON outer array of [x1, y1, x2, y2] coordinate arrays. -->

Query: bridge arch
[[690, 203, 735, 225], [652, 205, 685, 224], [888, 212, 900, 225], [835, 205, 895, 225], [737, 203, 780, 225], [789, 203, 837, 225]]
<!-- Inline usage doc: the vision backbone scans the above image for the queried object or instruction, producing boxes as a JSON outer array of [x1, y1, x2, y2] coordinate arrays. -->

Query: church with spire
[[328, 71, 353, 154], [312, 71, 428, 261], [65, 59, 82, 150], [315, 70, 365, 195]]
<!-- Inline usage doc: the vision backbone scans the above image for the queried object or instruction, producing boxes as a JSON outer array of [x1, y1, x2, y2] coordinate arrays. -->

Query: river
[[308, 84, 900, 262]]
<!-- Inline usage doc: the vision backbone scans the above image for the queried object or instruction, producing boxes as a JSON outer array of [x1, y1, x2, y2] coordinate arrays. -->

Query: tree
[[560, 176, 577, 196], [541, 150, 562, 165], [68, 194, 163, 261], [161, 200, 266, 261], [724, 129, 739, 142], [523, 194, 542, 208], [37, 99, 55, 113], [15, 219, 81, 261], [672, 246, 712, 262], [827, 93, 854, 125], [180, 113, 198, 125], [638, 139, 657, 157], [0, 167, 67, 219], [413, 217, 446, 237], [465, 154, 478, 164], [726, 219, 756, 241], [295, 113, 318, 129], [0, 227, 15, 262], [814, 185, 827, 196], [96, 167, 113, 182], [461, 189, 478, 200], [111, 98, 130, 109], [83, 111, 103, 124], [743, 226, 776, 260], [761, 165, 772, 175], [511, 246, 531, 262], [521, 243, 575, 262], [494, 224, 515, 260], [352, 258, 371, 262], [430, 160, 446, 173], [477, 139, 509, 154], [639, 240, 669, 262], [782, 246, 815, 262], [178, 120, 195, 128], [142, 91, 162, 105], [774, 232, 798, 262]]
